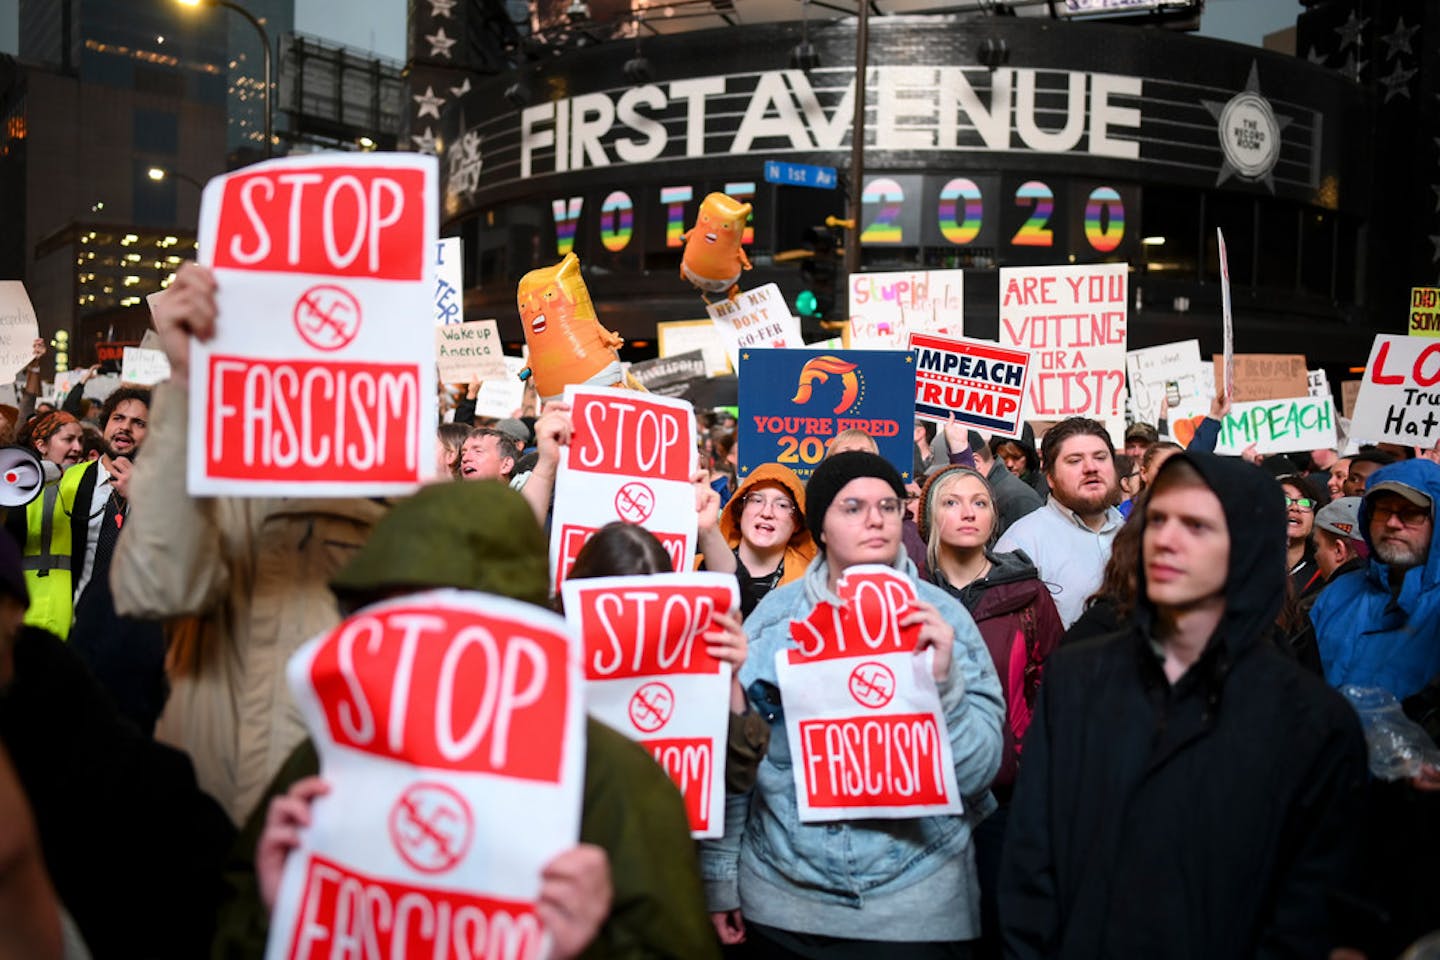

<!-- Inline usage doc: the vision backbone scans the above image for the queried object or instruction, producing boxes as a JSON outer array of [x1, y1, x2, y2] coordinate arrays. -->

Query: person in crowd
[[914, 420, 938, 478], [1278, 474, 1323, 598], [1061, 516, 1143, 646], [1114, 453, 1140, 517], [702, 451, 1004, 958], [1312, 458, 1440, 699], [457, 426, 520, 481], [917, 464, 1063, 959], [1341, 449, 1398, 497], [1310, 496, 1367, 588], [0, 744, 64, 960], [1139, 441, 1183, 489], [995, 418, 1125, 629], [825, 428, 878, 457], [228, 481, 719, 960], [0, 524, 234, 958], [992, 426, 1047, 498], [1122, 422, 1158, 459], [935, 420, 1043, 539], [707, 428, 738, 504], [1307, 447, 1339, 494], [1327, 456, 1351, 500], [435, 421, 470, 479], [1421, 440, 1440, 464], [1000, 453, 1367, 959], [696, 462, 817, 617], [4, 411, 85, 639], [17, 411, 83, 472]]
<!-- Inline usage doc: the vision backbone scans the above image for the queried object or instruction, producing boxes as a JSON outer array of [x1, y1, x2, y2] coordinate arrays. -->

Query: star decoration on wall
[[1378, 17, 1419, 60], [1305, 46, 1329, 67], [411, 126, 438, 154], [1379, 61, 1417, 102], [428, 0, 457, 17], [1200, 63, 1294, 192], [449, 77, 472, 98], [1339, 52, 1368, 83], [426, 27, 457, 59], [1334, 10, 1370, 51], [414, 86, 445, 119]]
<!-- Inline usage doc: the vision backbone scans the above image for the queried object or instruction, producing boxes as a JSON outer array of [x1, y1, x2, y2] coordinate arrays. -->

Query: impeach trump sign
[[776, 566, 963, 822], [190, 153, 438, 495], [909, 332, 1030, 438]]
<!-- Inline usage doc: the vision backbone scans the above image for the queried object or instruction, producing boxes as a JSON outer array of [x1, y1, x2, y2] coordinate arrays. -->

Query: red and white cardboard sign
[[1350, 334, 1440, 448], [562, 572, 738, 838], [266, 589, 584, 960], [190, 153, 438, 496], [550, 385, 698, 588], [777, 566, 962, 823]]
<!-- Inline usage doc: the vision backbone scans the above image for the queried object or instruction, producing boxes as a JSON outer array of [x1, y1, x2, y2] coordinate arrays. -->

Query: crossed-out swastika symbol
[[293, 284, 361, 351], [387, 782, 474, 875], [848, 661, 896, 709], [628, 681, 675, 733]]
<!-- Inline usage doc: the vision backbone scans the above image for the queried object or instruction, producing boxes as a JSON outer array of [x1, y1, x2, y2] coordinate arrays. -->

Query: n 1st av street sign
[[763, 160, 838, 190]]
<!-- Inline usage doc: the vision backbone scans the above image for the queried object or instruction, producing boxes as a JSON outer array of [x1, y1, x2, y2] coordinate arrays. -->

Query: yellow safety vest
[[20, 462, 92, 639]]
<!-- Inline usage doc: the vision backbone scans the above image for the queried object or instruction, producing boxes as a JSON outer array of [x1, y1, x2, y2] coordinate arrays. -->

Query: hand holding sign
[[899, 599, 955, 684], [258, 776, 330, 912], [537, 845, 613, 960], [146, 263, 217, 388]]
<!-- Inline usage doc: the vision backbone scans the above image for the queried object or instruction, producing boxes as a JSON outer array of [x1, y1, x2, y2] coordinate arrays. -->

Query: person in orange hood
[[696, 462, 816, 617]]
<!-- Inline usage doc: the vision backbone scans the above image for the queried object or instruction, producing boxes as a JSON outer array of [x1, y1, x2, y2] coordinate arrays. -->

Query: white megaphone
[[0, 446, 61, 508]]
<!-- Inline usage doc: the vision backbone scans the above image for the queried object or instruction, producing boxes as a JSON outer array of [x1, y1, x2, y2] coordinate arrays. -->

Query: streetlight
[[176, 0, 272, 159], [147, 166, 206, 191]]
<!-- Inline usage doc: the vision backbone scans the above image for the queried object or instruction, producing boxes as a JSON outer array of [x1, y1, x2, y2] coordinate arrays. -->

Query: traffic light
[[797, 224, 838, 323]]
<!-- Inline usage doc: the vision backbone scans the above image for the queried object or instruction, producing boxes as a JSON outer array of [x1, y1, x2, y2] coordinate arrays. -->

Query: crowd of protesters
[[0, 259, 1435, 959]]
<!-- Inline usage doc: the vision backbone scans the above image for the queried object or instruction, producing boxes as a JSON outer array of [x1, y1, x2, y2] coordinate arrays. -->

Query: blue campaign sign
[[738, 348, 918, 484], [763, 160, 839, 191]]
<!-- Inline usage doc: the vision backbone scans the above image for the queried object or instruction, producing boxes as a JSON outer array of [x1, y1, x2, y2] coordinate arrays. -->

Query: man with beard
[[995, 418, 1125, 629]]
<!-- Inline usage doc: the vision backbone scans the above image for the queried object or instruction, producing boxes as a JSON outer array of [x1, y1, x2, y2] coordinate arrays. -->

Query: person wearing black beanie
[[803, 450, 908, 551]]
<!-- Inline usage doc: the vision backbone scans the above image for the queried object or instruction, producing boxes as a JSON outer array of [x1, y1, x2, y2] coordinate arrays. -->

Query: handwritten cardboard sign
[[266, 589, 583, 960], [434, 237, 464, 326], [0, 282, 39, 380], [470, 355, 527, 420], [738, 348, 918, 483], [550, 386, 698, 587], [1169, 396, 1337, 455], [909, 332, 1030, 438], [120, 346, 172, 386], [998, 263, 1128, 422], [1350, 334, 1440, 447], [1211, 353, 1309, 403], [436, 319, 505, 382], [776, 566, 962, 822], [658, 320, 731, 376], [847, 269, 963, 350], [1125, 340, 1211, 430], [562, 572, 738, 838], [1341, 379, 1362, 420], [1410, 287, 1440, 338], [189, 153, 438, 495], [707, 283, 803, 370]]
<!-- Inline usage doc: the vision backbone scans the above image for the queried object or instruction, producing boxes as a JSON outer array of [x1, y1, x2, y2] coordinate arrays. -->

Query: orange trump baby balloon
[[517, 253, 625, 401], [681, 192, 753, 301]]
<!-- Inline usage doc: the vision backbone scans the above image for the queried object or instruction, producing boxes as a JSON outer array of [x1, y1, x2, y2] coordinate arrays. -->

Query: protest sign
[[1169, 396, 1336, 455], [1308, 368, 1330, 399], [265, 589, 583, 960], [434, 236, 463, 326], [998, 263, 1127, 422], [189, 153, 438, 495], [95, 341, 139, 365], [83, 373, 120, 401], [707, 283, 803, 369], [1411, 287, 1440, 338], [738, 348, 917, 483], [1125, 340, 1211, 430], [550, 385, 698, 586], [1350, 334, 1440, 447], [0, 282, 39, 379], [120, 347, 171, 386], [776, 566, 963, 822], [435, 319, 505, 382], [658, 319, 731, 375], [471, 356, 527, 419], [1341, 379, 1362, 419], [909, 332, 1030, 438], [628, 350, 707, 397], [562, 572, 738, 838], [1219, 227, 1234, 398], [1211, 353, 1309, 403], [848, 269, 964, 350]]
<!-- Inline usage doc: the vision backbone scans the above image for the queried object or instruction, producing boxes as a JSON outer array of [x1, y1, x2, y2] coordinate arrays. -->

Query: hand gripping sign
[[190, 153, 439, 496], [550, 385, 699, 587], [265, 589, 584, 960], [776, 566, 963, 822], [562, 572, 739, 838]]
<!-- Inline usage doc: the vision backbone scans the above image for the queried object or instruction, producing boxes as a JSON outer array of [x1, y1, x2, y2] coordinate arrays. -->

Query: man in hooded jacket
[[999, 453, 1367, 959]]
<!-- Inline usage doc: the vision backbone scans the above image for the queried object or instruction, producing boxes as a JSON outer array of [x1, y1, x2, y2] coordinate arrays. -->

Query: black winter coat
[[999, 453, 1368, 960]]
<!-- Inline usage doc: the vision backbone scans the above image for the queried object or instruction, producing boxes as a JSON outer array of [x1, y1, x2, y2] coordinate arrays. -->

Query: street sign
[[763, 160, 838, 190]]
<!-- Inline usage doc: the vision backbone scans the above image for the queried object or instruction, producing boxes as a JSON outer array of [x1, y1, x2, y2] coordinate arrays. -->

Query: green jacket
[[212, 718, 720, 960]]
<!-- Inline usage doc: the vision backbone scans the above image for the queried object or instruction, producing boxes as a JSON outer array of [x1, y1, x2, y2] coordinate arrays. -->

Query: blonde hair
[[825, 429, 879, 456], [923, 467, 998, 576]]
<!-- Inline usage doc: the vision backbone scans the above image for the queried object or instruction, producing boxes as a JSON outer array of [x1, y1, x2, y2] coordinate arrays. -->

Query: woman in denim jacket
[[701, 451, 1005, 958]]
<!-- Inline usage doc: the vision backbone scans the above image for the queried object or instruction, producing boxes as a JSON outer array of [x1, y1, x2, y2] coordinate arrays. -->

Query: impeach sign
[[562, 573, 739, 838], [909, 332, 1030, 438], [1171, 396, 1336, 455], [776, 566, 962, 822], [189, 153, 438, 495]]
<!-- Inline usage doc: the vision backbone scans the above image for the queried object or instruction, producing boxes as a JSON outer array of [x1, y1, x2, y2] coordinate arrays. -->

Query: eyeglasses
[[834, 497, 905, 521], [740, 494, 796, 515], [1372, 503, 1431, 527], [1284, 497, 1315, 511]]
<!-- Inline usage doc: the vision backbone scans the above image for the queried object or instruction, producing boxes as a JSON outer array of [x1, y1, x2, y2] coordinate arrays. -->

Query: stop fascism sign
[[189, 153, 439, 496]]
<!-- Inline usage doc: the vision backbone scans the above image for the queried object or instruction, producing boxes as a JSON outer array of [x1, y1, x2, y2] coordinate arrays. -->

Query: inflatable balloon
[[517, 253, 625, 402], [681, 192, 753, 301]]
